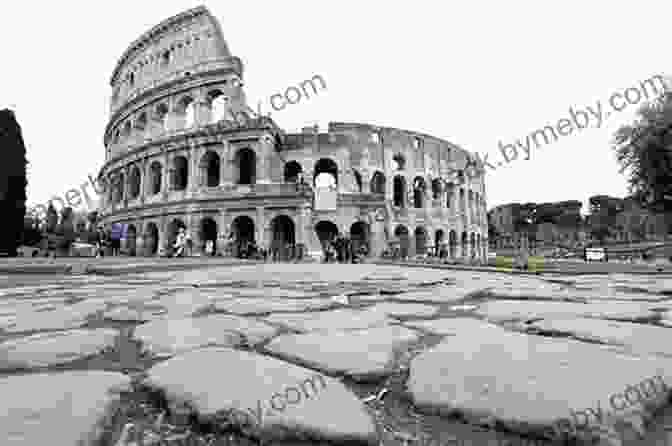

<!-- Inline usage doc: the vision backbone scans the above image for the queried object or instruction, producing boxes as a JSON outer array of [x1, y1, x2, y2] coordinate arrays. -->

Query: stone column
[[158, 217, 167, 256], [162, 151, 170, 199], [217, 213, 228, 256], [256, 207, 265, 246]]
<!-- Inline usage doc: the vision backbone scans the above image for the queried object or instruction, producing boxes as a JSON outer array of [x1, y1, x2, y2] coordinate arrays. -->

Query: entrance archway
[[435, 229, 445, 256], [415, 227, 427, 256], [449, 230, 457, 259], [395, 225, 410, 259], [461, 231, 468, 259], [167, 219, 186, 255], [126, 224, 137, 256], [350, 221, 370, 257], [315, 220, 339, 250], [144, 223, 159, 256], [231, 216, 255, 258], [200, 217, 218, 256], [271, 215, 296, 261]]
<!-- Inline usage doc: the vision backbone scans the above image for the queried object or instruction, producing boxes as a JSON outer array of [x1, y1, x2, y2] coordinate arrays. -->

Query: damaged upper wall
[[109, 6, 240, 114], [282, 122, 484, 180]]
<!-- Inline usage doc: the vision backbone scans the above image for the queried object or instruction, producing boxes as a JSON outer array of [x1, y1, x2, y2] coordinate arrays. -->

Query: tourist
[[95, 227, 105, 258], [173, 228, 187, 257]]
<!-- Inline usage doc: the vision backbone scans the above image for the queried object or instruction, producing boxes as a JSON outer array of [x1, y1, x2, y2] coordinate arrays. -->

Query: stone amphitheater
[[98, 6, 488, 261]]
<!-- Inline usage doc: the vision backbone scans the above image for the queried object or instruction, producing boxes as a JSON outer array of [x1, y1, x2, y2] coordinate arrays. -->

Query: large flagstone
[[528, 317, 672, 357], [0, 328, 118, 370], [264, 308, 392, 332], [264, 325, 421, 381], [0, 371, 129, 446], [4, 299, 107, 333], [476, 300, 660, 323], [213, 297, 336, 315], [133, 315, 247, 358], [408, 327, 672, 446], [143, 347, 377, 444]]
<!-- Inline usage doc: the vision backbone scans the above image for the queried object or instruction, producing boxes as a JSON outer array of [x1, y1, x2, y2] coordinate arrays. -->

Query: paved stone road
[[1, 263, 672, 446]]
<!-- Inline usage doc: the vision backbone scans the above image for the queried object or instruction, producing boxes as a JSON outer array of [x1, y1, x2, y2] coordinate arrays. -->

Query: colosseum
[[98, 6, 489, 262]]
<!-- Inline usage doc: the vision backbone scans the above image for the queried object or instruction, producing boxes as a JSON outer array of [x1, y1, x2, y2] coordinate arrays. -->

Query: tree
[[45, 202, 58, 233], [0, 109, 28, 256], [613, 78, 672, 216]]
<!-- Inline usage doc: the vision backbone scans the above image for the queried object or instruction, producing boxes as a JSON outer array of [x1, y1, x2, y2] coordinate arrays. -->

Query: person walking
[[173, 228, 186, 257]]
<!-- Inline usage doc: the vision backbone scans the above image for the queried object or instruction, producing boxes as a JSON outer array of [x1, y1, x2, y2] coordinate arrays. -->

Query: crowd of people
[[322, 234, 368, 263]]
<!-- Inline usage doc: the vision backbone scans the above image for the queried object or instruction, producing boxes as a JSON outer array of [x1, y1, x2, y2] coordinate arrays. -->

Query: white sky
[[2, 0, 668, 214]]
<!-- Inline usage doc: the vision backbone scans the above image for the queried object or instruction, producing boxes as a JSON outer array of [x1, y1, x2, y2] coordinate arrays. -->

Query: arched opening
[[350, 221, 370, 257], [392, 154, 405, 171], [115, 173, 125, 203], [167, 219, 186, 254], [125, 225, 137, 256], [415, 227, 427, 256], [468, 190, 475, 219], [150, 161, 162, 195], [235, 148, 256, 185], [393, 175, 406, 207], [445, 182, 455, 208], [172, 156, 189, 191], [352, 170, 363, 192], [313, 158, 338, 187], [461, 231, 468, 259], [477, 234, 482, 257], [413, 177, 426, 208], [128, 166, 141, 199], [178, 96, 196, 129], [395, 225, 410, 259], [283, 160, 303, 183], [449, 230, 458, 259], [315, 220, 339, 253], [435, 229, 445, 256], [432, 179, 442, 200], [145, 223, 159, 256], [122, 121, 132, 139], [270, 215, 296, 261], [231, 216, 255, 258], [200, 217, 218, 256], [370, 171, 385, 195], [134, 113, 147, 137], [208, 90, 228, 123], [154, 103, 169, 133], [200, 151, 220, 187], [470, 232, 476, 259]]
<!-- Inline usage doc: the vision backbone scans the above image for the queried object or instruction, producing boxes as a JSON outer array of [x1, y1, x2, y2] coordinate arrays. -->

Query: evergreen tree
[[613, 77, 672, 225], [0, 109, 28, 256], [45, 202, 58, 233]]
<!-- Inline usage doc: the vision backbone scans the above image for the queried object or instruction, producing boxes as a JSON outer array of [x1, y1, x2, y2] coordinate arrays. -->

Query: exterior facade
[[98, 6, 488, 261]]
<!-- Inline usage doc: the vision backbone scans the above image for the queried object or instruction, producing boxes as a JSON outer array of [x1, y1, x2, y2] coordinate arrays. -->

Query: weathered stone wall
[[99, 6, 489, 262]]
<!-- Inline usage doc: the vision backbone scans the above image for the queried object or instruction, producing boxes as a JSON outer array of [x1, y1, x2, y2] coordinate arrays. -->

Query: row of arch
[[114, 212, 485, 260], [112, 88, 239, 148], [113, 27, 218, 104], [106, 152, 485, 224], [392, 225, 484, 258]]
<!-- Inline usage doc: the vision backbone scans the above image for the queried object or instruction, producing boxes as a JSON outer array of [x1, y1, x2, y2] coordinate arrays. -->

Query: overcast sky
[[2, 0, 668, 214]]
